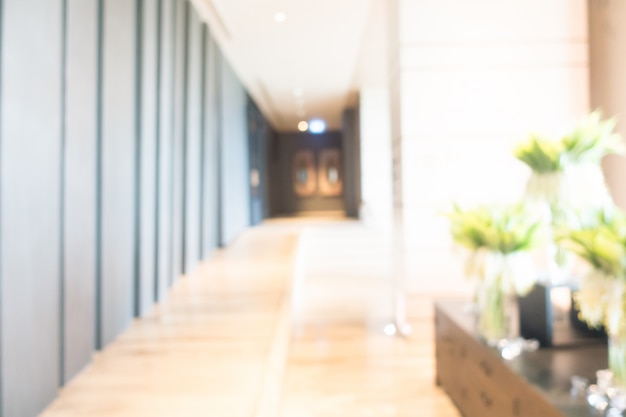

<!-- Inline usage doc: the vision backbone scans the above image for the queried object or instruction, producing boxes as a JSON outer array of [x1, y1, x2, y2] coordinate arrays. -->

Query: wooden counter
[[435, 301, 606, 417]]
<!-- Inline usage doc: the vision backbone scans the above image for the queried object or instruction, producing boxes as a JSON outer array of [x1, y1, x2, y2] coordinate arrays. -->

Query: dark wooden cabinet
[[435, 301, 607, 417]]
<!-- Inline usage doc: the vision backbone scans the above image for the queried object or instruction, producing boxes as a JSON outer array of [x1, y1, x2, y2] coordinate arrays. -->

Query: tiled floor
[[40, 218, 459, 417]]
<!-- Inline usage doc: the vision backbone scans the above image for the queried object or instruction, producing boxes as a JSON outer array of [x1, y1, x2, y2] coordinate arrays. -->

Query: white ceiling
[[190, 0, 385, 132]]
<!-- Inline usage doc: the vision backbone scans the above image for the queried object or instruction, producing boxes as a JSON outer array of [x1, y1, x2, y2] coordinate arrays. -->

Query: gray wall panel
[[202, 35, 220, 256], [247, 98, 270, 226], [0, 0, 261, 414], [342, 108, 360, 218], [157, 0, 175, 300], [170, 0, 186, 279], [268, 124, 282, 216], [64, 0, 98, 383], [100, 0, 137, 346], [138, 0, 159, 316], [220, 59, 250, 246], [0, 1, 63, 415], [184, 9, 202, 272]]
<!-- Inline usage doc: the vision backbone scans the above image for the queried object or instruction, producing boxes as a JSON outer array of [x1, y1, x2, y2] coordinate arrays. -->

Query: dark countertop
[[436, 300, 608, 417]]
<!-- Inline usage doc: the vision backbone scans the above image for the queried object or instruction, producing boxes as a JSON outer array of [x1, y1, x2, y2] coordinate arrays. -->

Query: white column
[[359, 88, 393, 233], [589, 0, 626, 209]]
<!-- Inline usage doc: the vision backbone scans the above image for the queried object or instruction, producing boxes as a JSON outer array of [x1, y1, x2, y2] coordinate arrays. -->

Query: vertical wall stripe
[[137, 0, 158, 315], [198, 24, 207, 259], [0, 0, 4, 410], [63, 0, 99, 382], [59, 0, 69, 386], [169, 0, 184, 282], [153, 0, 162, 302], [183, 6, 201, 272], [167, 0, 176, 287], [133, 0, 143, 317], [156, 0, 172, 300], [180, 0, 189, 273], [100, 0, 138, 345], [218, 61, 251, 245], [201, 33, 219, 257], [216, 50, 223, 246], [94, 0, 104, 350]]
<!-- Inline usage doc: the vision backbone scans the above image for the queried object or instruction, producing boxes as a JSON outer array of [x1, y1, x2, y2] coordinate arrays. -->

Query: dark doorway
[[270, 131, 347, 215]]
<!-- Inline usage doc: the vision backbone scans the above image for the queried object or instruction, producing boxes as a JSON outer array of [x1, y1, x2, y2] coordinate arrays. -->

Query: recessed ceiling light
[[298, 121, 309, 132], [308, 119, 326, 134], [274, 12, 287, 23]]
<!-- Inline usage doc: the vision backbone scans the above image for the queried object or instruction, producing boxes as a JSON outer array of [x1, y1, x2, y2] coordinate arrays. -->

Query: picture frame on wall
[[318, 149, 343, 197], [292, 150, 317, 197]]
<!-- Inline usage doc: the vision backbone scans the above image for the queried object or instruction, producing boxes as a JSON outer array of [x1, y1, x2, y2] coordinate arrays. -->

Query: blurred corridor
[[40, 218, 459, 417]]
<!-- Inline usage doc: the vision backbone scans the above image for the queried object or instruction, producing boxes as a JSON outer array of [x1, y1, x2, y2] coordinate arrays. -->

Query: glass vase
[[524, 171, 564, 210], [476, 278, 517, 346], [604, 281, 626, 388], [609, 333, 626, 388], [525, 172, 575, 285]]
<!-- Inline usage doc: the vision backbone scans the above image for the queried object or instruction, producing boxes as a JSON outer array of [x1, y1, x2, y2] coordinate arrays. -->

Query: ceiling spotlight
[[298, 121, 309, 132], [308, 119, 326, 134], [274, 12, 287, 23]]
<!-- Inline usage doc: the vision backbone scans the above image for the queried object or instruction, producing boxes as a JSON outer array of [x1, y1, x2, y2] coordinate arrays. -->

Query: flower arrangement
[[514, 134, 565, 174], [443, 110, 626, 392], [514, 111, 623, 210], [557, 207, 626, 384], [513, 111, 623, 280], [515, 111, 624, 174], [445, 203, 545, 343], [563, 111, 624, 165], [446, 203, 545, 272], [556, 208, 626, 328]]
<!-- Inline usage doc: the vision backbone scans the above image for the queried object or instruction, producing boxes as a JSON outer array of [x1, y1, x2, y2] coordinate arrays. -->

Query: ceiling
[[190, 0, 386, 132]]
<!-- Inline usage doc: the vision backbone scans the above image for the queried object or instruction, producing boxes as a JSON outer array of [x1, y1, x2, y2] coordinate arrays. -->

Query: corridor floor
[[40, 219, 460, 417]]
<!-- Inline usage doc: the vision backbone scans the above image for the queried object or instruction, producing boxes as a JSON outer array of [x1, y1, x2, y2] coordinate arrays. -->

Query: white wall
[[389, 0, 590, 295], [589, 0, 626, 209]]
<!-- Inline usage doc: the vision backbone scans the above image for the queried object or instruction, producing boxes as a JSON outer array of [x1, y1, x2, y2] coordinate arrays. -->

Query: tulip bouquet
[[445, 203, 545, 343], [513, 111, 623, 280], [557, 208, 626, 384]]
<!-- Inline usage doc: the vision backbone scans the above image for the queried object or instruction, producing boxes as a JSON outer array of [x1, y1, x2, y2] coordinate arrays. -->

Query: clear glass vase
[[476, 278, 517, 346], [525, 172, 574, 285], [525, 171, 564, 210], [609, 334, 626, 387]]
